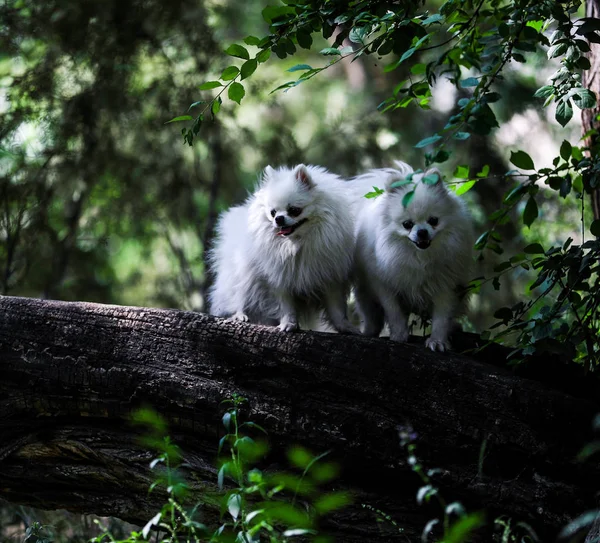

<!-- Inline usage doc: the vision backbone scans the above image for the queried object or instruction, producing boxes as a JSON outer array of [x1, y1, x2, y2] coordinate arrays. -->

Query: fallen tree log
[[0, 295, 598, 541]]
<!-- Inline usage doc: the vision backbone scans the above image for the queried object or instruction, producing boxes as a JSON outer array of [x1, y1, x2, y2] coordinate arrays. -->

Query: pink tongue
[[278, 226, 293, 236]]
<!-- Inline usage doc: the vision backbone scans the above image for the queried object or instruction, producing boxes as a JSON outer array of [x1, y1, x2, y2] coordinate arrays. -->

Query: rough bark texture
[[0, 296, 598, 541], [584, 0, 600, 221]]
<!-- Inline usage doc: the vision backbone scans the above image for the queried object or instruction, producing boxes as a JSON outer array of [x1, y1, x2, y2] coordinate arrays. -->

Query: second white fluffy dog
[[208, 164, 357, 333], [351, 161, 475, 351]]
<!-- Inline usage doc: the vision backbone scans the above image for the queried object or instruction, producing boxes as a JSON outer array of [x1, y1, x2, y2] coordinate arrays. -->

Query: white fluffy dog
[[351, 161, 475, 351], [208, 164, 358, 334]]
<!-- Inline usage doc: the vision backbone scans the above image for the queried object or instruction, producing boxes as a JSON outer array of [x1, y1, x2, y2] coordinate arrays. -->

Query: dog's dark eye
[[288, 206, 302, 217], [270, 209, 276, 217], [427, 216, 439, 227], [402, 220, 414, 230]]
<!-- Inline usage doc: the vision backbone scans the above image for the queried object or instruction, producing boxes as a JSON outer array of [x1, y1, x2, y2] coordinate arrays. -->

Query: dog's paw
[[278, 321, 299, 332], [389, 329, 409, 343], [230, 312, 249, 322], [425, 337, 450, 352], [335, 320, 360, 335]]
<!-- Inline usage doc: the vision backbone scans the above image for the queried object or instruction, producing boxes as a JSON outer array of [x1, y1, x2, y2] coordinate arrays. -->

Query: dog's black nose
[[275, 215, 285, 226], [417, 228, 429, 240]]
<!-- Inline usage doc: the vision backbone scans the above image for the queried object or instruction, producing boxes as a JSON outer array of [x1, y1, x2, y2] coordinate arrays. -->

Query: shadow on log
[[0, 296, 598, 541]]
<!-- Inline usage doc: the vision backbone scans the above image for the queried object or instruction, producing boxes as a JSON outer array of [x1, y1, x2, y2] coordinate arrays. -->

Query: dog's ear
[[264, 165, 276, 179], [293, 164, 315, 190]]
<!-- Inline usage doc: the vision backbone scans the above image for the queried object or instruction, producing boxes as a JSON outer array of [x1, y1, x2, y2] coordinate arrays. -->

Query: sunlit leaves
[[228, 82, 245, 104], [198, 81, 222, 90], [225, 44, 250, 60], [220, 66, 240, 80]]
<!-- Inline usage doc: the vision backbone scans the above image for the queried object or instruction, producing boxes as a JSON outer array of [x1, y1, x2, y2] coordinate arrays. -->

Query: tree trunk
[[584, 0, 600, 222], [0, 296, 598, 541]]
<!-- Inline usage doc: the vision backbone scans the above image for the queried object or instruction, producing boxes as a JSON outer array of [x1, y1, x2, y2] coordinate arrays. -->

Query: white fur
[[351, 161, 475, 351], [208, 164, 358, 334]]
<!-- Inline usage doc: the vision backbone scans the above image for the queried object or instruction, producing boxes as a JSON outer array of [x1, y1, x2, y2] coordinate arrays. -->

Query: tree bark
[[0, 296, 598, 541], [584, 0, 600, 222]]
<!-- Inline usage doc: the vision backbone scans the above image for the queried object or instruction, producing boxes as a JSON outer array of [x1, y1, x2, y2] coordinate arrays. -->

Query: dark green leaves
[[510, 150, 535, 170], [572, 89, 597, 109], [524, 243, 544, 254], [296, 29, 313, 50], [560, 140, 572, 161], [523, 196, 538, 227], [240, 59, 258, 80], [556, 99, 573, 126], [534, 85, 554, 99], [228, 82, 245, 104], [225, 44, 250, 60], [591, 219, 600, 237]]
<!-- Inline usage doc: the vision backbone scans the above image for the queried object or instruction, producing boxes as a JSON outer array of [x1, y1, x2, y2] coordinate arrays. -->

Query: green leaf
[[560, 140, 572, 161], [296, 29, 313, 49], [227, 493, 242, 520], [524, 242, 544, 254], [415, 134, 442, 148], [211, 99, 221, 115], [287, 64, 312, 72], [165, 115, 193, 124], [401, 190, 415, 208], [510, 150, 535, 170], [240, 59, 257, 80], [228, 82, 245, 104], [523, 196, 538, 227], [477, 164, 490, 177], [256, 48, 271, 63], [591, 219, 600, 237], [199, 81, 222, 90], [453, 132, 470, 140], [225, 44, 250, 60], [493, 307, 513, 321], [314, 492, 352, 515], [422, 174, 440, 185], [399, 47, 416, 63], [576, 18, 600, 35], [454, 165, 469, 179], [573, 89, 597, 109], [221, 66, 240, 81], [460, 77, 479, 87], [390, 179, 412, 189], [320, 47, 341, 56], [422, 13, 443, 25], [556, 99, 573, 126], [533, 85, 554, 99], [455, 180, 476, 195], [244, 36, 261, 46], [364, 187, 384, 198]]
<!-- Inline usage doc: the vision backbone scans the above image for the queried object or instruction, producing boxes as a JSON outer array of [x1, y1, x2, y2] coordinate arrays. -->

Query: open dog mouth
[[413, 239, 431, 250], [277, 218, 308, 236]]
